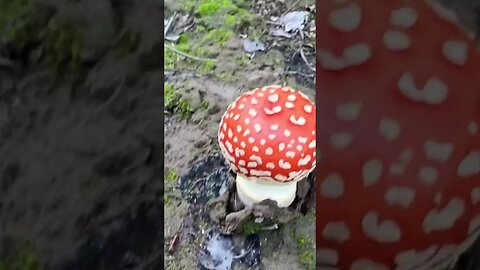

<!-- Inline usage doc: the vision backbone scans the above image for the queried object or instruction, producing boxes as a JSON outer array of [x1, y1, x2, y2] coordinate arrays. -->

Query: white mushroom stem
[[235, 173, 297, 208]]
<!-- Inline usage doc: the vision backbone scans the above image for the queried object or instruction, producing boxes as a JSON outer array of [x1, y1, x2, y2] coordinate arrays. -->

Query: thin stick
[[164, 12, 176, 36], [165, 44, 217, 62], [300, 48, 316, 72], [281, 0, 302, 16]]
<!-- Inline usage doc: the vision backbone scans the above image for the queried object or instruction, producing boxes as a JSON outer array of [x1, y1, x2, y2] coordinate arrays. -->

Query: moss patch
[[0, 246, 39, 270], [0, 0, 85, 78], [164, 83, 194, 119], [290, 231, 315, 270], [164, 0, 258, 73]]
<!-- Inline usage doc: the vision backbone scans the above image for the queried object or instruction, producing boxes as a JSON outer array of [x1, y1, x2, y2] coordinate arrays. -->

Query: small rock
[[278, 11, 310, 32], [243, 39, 266, 53]]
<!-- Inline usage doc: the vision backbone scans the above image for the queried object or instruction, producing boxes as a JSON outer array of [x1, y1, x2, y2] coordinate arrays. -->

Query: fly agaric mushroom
[[217, 85, 316, 208], [317, 0, 480, 269]]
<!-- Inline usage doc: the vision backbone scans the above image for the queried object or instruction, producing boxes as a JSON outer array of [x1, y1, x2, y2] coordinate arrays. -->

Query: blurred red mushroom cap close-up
[[217, 85, 316, 208], [317, 0, 480, 269]]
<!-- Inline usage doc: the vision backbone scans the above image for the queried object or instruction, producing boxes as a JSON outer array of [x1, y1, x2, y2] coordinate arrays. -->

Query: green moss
[[298, 251, 315, 270], [200, 100, 209, 110], [114, 29, 140, 55], [177, 99, 193, 118], [216, 72, 236, 82], [0, 0, 85, 79], [0, 246, 39, 270], [242, 221, 263, 235], [291, 231, 315, 270], [165, 170, 178, 182], [200, 28, 231, 46], [164, 82, 178, 109], [235, 55, 250, 67], [165, 0, 259, 74], [198, 60, 216, 74]]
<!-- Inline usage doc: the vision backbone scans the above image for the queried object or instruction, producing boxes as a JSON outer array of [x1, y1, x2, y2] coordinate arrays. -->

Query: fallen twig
[[165, 44, 218, 62], [168, 233, 180, 254], [164, 12, 176, 36], [281, 0, 302, 17], [300, 48, 316, 72]]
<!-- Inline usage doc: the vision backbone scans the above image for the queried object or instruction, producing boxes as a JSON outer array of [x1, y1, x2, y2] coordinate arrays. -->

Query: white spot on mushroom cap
[[274, 174, 288, 181], [336, 101, 363, 121], [279, 159, 291, 170], [322, 222, 351, 243], [266, 162, 275, 169], [267, 93, 279, 103], [328, 3, 362, 32], [469, 216, 480, 234], [471, 188, 480, 204], [318, 50, 347, 70], [284, 129, 291, 137], [458, 151, 480, 177], [468, 121, 478, 135], [290, 115, 307, 126], [319, 43, 372, 70], [225, 140, 234, 153], [344, 43, 372, 66], [330, 133, 353, 150], [317, 249, 339, 265], [419, 166, 439, 185], [268, 134, 276, 140], [298, 155, 312, 166], [385, 187, 415, 208], [287, 94, 296, 101], [362, 211, 401, 242], [308, 140, 316, 149], [270, 124, 279, 131], [321, 174, 344, 199], [383, 30, 411, 51], [304, 104, 313, 113], [351, 259, 389, 270], [423, 197, 465, 233], [248, 137, 254, 143], [265, 147, 273, 155], [285, 101, 295, 109], [398, 72, 449, 105], [362, 159, 383, 187], [442, 40, 468, 65], [298, 137, 308, 144], [286, 151, 295, 158], [247, 161, 258, 168], [264, 106, 282, 115], [254, 123, 262, 133], [394, 246, 438, 270], [252, 146, 259, 152], [424, 140, 454, 162], [249, 169, 272, 177], [248, 108, 257, 117], [235, 148, 246, 157], [379, 117, 401, 141], [390, 7, 418, 28], [260, 139, 266, 145], [251, 97, 258, 104]]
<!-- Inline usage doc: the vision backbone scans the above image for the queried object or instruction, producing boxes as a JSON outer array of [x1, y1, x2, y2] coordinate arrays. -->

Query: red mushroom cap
[[218, 85, 316, 183], [317, 0, 480, 269]]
